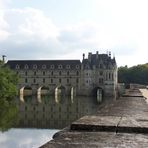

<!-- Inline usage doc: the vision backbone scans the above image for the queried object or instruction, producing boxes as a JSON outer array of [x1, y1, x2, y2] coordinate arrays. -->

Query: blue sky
[[0, 0, 148, 66]]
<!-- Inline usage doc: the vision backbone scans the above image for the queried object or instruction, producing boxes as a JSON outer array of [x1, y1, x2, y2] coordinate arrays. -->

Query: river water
[[0, 95, 99, 147]]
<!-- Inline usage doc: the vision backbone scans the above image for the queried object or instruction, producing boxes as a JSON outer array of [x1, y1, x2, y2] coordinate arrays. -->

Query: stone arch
[[55, 85, 66, 103], [92, 87, 104, 102], [37, 86, 49, 103], [20, 86, 32, 102], [71, 87, 76, 103]]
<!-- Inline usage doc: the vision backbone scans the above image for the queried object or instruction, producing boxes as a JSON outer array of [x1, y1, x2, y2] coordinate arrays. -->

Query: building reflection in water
[[17, 95, 98, 129]]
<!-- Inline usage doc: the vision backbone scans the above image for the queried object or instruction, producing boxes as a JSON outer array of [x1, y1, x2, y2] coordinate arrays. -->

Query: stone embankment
[[41, 89, 148, 148]]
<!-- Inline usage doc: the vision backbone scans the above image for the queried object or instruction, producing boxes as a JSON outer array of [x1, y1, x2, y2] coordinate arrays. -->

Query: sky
[[0, 0, 148, 67], [0, 128, 59, 148]]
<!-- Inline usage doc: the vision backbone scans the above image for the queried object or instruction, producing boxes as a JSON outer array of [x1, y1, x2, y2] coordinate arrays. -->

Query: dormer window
[[58, 65, 62, 69], [42, 65, 46, 69], [76, 65, 79, 69], [85, 65, 89, 69], [16, 64, 20, 69], [33, 64, 37, 69], [50, 65, 54, 69], [24, 64, 28, 69], [66, 65, 70, 69]]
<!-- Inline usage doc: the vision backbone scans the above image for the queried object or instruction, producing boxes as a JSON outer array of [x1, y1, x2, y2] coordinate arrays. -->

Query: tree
[[0, 60, 19, 131], [118, 63, 148, 85]]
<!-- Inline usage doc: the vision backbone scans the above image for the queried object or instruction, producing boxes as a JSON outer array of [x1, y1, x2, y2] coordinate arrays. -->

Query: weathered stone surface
[[40, 89, 148, 148], [41, 131, 148, 148], [71, 115, 120, 132]]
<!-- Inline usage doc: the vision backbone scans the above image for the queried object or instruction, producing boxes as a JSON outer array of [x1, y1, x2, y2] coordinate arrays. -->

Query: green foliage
[[0, 61, 19, 131], [118, 63, 148, 85]]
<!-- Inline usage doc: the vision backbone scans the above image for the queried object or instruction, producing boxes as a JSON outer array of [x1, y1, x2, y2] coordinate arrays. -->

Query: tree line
[[0, 60, 19, 131], [118, 63, 148, 85]]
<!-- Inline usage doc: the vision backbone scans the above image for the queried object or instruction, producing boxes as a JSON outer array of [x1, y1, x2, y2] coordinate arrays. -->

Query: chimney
[[88, 52, 92, 62], [2, 55, 6, 63], [83, 53, 85, 60], [96, 51, 99, 59]]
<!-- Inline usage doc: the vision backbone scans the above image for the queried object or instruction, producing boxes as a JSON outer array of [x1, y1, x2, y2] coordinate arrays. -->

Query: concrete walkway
[[41, 89, 148, 148]]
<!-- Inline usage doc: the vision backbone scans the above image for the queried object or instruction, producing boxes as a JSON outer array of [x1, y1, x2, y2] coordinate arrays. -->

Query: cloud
[[0, 128, 59, 148], [0, 0, 148, 66]]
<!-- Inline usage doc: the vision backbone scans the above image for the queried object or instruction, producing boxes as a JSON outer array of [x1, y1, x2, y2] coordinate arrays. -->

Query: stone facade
[[7, 51, 117, 97]]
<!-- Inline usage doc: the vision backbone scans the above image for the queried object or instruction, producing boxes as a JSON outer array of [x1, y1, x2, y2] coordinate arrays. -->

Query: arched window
[[58, 65, 62, 69], [16, 64, 20, 69], [76, 71, 79, 76], [76, 65, 79, 69], [33, 64, 37, 69], [42, 65, 46, 69], [24, 64, 28, 69], [66, 65, 70, 69], [50, 65, 54, 69], [59, 71, 61, 75]]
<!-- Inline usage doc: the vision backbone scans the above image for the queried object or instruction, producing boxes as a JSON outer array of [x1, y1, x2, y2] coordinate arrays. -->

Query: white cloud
[[0, 0, 148, 66]]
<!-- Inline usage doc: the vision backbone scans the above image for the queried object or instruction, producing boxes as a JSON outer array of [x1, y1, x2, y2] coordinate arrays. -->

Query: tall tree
[[0, 61, 19, 131], [118, 63, 148, 85]]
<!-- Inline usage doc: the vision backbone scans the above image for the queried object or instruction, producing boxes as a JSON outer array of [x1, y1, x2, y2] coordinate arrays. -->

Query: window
[[24, 64, 28, 69], [100, 71, 103, 76], [42, 65, 46, 69], [33, 64, 37, 69], [43, 78, 45, 83], [109, 73, 111, 80], [25, 78, 27, 83], [59, 78, 61, 83], [67, 71, 69, 76], [59, 71, 61, 76], [43, 71, 45, 75], [51, 79, 53, 83], [25, 71, 27, 76], [58, 65, 62, 69], [100, 64, 103, 69], [51, 71, 53, 76], [67, 79, 69, 83], [25, 106, 27, 111], [16, 65, 20, 69], [50, 65, 54, 69], [85, 65, 89, 69], [112, 73, 114, 80], [76, 65, 79, 69], [66, 65, 70, 69], [34, 78, 36, 83], [34, 71, 36, 76], [16, 71, 19, 75], [99, 78, 103, 84], [76, 78, 79, 83], [76, 71, 79, 76]]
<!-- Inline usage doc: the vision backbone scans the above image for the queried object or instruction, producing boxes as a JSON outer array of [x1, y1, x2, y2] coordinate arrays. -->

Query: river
[[0, 95, 99, 147]]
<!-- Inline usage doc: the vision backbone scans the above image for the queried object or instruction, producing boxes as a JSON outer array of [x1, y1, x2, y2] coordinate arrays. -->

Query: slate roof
[[82, 53, 116, 69], [6, 60, 81, 70]]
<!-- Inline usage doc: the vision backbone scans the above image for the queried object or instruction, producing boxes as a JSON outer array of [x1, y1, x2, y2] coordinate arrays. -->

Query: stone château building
[[7, 51, 117, 99]]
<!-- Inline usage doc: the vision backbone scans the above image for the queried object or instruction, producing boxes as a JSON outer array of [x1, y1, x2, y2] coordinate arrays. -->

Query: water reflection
[[17, 95, 98, 129], [0, 128, 59, 148]]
